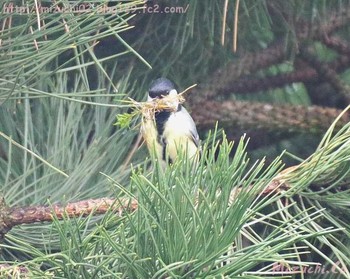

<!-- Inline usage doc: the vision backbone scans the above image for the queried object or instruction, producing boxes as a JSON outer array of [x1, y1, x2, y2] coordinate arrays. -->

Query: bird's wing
[[180, 106, 200, 147]]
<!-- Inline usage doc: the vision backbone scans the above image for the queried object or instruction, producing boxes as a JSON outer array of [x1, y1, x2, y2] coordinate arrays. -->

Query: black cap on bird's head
[[148, 78, 177, 99]]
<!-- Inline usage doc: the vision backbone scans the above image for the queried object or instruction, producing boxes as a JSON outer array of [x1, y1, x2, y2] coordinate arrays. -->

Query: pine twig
[[232, 0, 240, 53], [121, 133, 144, 171], [0, 198, 138, 236], [192, 100, 349, 134]]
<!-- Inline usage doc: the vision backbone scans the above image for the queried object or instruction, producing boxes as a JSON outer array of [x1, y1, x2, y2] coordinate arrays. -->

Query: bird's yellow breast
[[141, 112, 199, 163], [140, 117, 163, 160], [162, 113, 198, 161]]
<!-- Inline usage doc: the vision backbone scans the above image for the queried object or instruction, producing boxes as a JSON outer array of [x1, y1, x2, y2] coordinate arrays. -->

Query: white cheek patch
[[168, 89, 178, 97], [167, 89, 179, 109]]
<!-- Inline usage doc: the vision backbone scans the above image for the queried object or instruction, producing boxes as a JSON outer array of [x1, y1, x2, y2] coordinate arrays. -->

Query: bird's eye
[[149, 91, 158, 98]]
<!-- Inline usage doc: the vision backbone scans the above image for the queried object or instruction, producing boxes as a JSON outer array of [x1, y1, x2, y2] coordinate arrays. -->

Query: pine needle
[[0, 131, 69, 178]]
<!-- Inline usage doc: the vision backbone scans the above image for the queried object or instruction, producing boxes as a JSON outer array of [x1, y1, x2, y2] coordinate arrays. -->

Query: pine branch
[[0, 197, 9, 239], [299, 47, 350, 100], [195, 40, 287, 100], [218, 53, 350, 95], [190, 8, 350, 100], [191, 100, 349, 133], [207, 65, 318, 95], [0, 177, 290, 237], [0, 198, 138, 237], [321, 35, 350, 56]]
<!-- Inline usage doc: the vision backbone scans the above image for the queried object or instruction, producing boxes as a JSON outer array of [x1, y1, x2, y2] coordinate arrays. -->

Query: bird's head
[[148, 78, 178, 102]]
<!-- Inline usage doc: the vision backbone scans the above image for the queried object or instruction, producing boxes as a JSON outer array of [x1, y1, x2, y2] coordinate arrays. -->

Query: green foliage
[[115, 112, 136, 128], [0, 73, 142, 260], [0, 128, 349, 277], [1, 0, 350, 278], [0, 0, 147, 259], [0, 0, 145, 93]]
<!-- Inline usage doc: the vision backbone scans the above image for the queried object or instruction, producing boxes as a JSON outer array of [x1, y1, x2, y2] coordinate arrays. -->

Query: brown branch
[[299, 47, 350, 100], [322, 36, 350, 56], [0, 164, 323, 244], [194, 40, 287, 101], [191, 100, 349, 134], [121, 133, 144, 171], [217, 54, 350, 95], [0, 180, 292, 233], [1, 198, 138, 235], [211, 67, 318, 95], [0, 197, 10, 238], [0, 175, 291, 277]]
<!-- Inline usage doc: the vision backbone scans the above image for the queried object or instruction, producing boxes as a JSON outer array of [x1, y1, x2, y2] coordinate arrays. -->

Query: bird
[[141, 78, 200, 164]]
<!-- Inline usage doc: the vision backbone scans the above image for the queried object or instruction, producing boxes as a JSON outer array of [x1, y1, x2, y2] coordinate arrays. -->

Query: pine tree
[[1, 0, 350, 277]]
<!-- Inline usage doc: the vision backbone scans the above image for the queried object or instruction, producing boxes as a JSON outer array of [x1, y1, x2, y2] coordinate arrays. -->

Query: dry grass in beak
[[132, 84, 196, 120], [115, 84, 197, 128]]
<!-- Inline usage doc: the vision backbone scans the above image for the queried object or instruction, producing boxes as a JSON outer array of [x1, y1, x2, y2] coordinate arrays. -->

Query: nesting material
[[115, 84, 197, 129], [132, 84, 196, 121]]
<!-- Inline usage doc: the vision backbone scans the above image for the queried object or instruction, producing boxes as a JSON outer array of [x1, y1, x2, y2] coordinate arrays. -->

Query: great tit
[[141, 78, 200, 164]]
